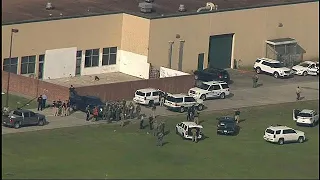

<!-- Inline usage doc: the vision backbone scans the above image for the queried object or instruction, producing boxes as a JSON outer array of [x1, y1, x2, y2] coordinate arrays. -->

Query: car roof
[[181, 122, 203, 128], [136, 88, 158, 93], [217, 116, 235, 122], [300, 109, 314, 114], [13, 109, 31, 113], [267, 125, 291, 131], [203, 81, 227, 85], [168, 93, 188, 98], [257, 58, 280, 63]]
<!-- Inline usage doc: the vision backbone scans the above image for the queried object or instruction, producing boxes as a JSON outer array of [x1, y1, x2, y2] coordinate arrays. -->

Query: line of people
[[52, 99, 71, 117], [139, 115, 166, 146], [186, 105, 200, 124]]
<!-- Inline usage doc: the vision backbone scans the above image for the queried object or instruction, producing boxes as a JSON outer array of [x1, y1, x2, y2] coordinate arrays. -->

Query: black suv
[[194, 68, 230, 83], [69, 92, 105, 113], [216, 116, 239, 135]]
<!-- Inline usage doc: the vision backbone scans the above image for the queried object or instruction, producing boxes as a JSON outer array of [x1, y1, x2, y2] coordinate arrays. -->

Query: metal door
[[197, 53, 204, 71], [75, 58, 81, 75], [208, 34, 234, 69]]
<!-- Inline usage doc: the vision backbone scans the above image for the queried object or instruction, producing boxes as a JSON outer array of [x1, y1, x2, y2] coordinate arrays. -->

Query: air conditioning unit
[[46, 2, 54, 10], [139, 2, 153, 13], [178, 4, 186, 12], [145, 0, 154, 2]]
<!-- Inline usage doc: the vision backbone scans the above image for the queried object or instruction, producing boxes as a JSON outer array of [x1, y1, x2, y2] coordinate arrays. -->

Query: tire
[[38, 119, 44, 126], [14, 122, 20, 129], [195, 75, 199, 80], [197, 104, 204, 111], [148, 101, 154, 107], [200, 94, 206, 100], [256, 67, 261, 74], [273, 72, 279, 79], [220, 93, 225, 99], [298, 136, 304, 143], [179, 107, 185, 113], [278, 138, 284, 145], [303, 71, 308, 76], [175, 128, 178, 134]]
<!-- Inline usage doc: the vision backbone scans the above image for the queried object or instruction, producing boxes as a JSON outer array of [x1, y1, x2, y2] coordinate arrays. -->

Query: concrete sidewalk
[[2, 81, 318, 134]]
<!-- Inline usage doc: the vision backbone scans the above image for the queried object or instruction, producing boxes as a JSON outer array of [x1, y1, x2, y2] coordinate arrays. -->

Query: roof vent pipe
[[197, 2, 217, 12], [46, 2, 54, 10]]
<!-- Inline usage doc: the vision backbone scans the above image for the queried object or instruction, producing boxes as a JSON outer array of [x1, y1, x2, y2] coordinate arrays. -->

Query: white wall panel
[[119, 50, 149, 79], [159, 67, 189, 78]]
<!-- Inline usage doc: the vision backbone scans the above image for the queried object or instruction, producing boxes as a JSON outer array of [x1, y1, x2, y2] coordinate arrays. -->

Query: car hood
[[189, 87, 208, 93], [292, 65, 307, 71], [276, 67, 291, 71]]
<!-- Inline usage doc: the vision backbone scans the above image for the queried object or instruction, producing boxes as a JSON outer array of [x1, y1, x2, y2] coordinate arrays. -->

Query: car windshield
[[298, 113, 312, 117], [12, 111, 23, 116], [299, 63, 310, 67], [265, 129, 274, 134], [198, 83, 210, 90], [136, 91, 145, 96], [270, 63, 284, 68], [166, 96, 183, 103]]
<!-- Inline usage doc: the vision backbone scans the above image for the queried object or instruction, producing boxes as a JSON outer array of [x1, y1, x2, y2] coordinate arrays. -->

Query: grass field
[[2, 100, 319, 179], [1, 93, 37, 109]]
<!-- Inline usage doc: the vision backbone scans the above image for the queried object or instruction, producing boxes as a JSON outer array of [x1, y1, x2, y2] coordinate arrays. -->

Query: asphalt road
[[2, 70, 319, 134]]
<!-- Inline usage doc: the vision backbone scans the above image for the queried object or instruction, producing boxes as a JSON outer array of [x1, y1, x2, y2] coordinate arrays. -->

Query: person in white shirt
[[42, 94, 48, 109]]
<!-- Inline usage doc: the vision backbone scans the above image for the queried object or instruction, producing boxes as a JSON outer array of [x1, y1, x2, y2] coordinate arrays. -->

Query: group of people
[[186, 105, 200, 124], [139, 115, 166, 146], [52, 99, 71, 117], [86, 100, 142, 122], [37, 94, 48, 111]]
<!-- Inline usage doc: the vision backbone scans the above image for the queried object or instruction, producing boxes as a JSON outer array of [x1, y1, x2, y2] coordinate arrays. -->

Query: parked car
[[164, 93, 204, 113], [188, 81, 230, 100], [253, 58, 292, 78], [263, 125, 306, 145], [70, 94, 105, 112], [2, 109, 47, 129], [175, 122, 203, 140], [216, 116, 239, 135], [293, 109, 319, 127], [291, 61, 319, 76], [194, 68, 230, 83], [133, 88, 164, 106]]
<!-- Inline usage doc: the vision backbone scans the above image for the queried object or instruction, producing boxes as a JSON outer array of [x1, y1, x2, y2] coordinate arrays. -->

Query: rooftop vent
[[139, 2, 153, 13], [197, 2, 218, 12], [145, 0, 154, 2], [46, 2, 54, 10], [178, 4, 186, 12]]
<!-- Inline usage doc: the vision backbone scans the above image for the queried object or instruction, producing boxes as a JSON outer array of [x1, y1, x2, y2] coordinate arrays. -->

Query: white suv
[[253, 58, 292, 78], [188, 81, 230, 100], [263, 125, 306, 145], [133, 88, 163, 106], [293, 109, 319, 127], [291, 61, 319, 76], [175, 122, 203, 140], [164, 93, 204, 113]]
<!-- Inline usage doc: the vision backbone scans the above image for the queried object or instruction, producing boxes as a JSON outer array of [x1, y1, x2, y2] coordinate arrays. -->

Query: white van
[[175, 122, 203, 140], [133, 88, 163, 106]]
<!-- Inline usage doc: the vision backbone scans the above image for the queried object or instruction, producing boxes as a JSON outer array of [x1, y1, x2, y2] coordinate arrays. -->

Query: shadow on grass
[[162, 142, 169, 146], [239, 119, 246, 123], [256, 83, 264, 88], [164, 130, 170, 136]]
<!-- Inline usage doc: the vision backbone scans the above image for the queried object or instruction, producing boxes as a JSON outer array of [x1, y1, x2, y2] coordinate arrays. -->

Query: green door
[[208, 34, 234, 69], [197, 53, 204, 71]]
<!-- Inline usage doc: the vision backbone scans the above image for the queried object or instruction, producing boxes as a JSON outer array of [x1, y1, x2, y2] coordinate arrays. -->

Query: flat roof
[[2, 0, 316, 25], [266, 38, 298, 46]]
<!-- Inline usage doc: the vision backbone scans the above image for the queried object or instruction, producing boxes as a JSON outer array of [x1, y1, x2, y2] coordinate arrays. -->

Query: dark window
[[30, 112, 36, 117], [265, 129, 274, 134], [136, 91, 145, 96], [3, 57, 18, 74], [21, 55, 36, 74], [185, 97, 196, 102], [23, 112, 30, 118], [39, 54, 45, 63], [146, 92, 151, 96], [12, 111, 22, 116], [152, 92, 159, 96], [76, 51, 82, 58], [84, 49, 99, 68], [102, 47, 117, 66], [276, 130, 281, 134], [221, 84, 229, 89], [310, 64, 315, 68], [167, 96, 183, 103], [38, 54, 45, 79], [256, 59, 261, 63], [262, 61, 269, 66], [283, 129, 296, 134], [212, 85, 220, 90], [208, 86, 214, 91]]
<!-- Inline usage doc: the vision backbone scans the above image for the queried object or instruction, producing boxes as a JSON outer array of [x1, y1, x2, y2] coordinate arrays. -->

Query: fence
[[2, 71, 69, 101], [76, 75, 195, 102]]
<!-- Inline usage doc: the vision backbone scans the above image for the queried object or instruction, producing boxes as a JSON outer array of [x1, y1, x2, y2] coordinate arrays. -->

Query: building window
[[102, 47, 117, 66], [85, 49, 99, 68], [75, 50, 82, 75], [3, 57, 18, 74], [38, 54, 45, 79], [21, 55, 36, 74]]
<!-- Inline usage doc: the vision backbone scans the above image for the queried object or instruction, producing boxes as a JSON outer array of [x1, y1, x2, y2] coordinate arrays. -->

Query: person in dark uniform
[[152, 104, 156, 119], [69, 85, 76, 96], [66, 100, 71, 116], [139, 114, 145, 129], [234, 109, 240, 124], [149, 116, 154, 130], [135, 104, 141, 119], [296, 86, 301, 101], [52, 100, 57, 116], [252, 73, 259, 88], [156, 132, 164, 146], [57, 99, 62, 116], [37, 95, 43, 111], [61, 101, 67, 117], [187, 107, 192, 121], [85, 105, 90, 121]]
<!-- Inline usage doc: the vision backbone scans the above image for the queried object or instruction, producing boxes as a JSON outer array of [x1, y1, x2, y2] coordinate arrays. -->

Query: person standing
[[296, 86, 301, 100], [194, 110, 200, 125], [66, 100, 70, 116], [61, 101, 66, 117], [252, 73, 259, 88], [69, 85, 76, 96], [160, 93, 165, 107], [42, 93, 47, 109], [139, 114, 145, 129], [37, 95, 43, 111], [52, 100, 57, 116], [234, 109, 240, 124], [156, 132, 164, 146], [187, 107, 192, 121], [149, 116, 154, 131], [135, 104, 141, 119], [191, 128, 198, 143], [93, 106, 99, 121], [152, 104, 156, 119], [85, 105, 90, 121]]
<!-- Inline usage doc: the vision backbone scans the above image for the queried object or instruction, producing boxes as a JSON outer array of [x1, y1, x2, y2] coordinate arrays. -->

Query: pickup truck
[[2, 109, 47, 129]]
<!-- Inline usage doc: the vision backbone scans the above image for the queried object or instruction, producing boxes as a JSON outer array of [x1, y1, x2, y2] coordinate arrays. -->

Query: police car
[[133, 88, 163, 106], [293, 109, 319, 127], [291, 61, 319, 76], [164, 93, 204, 113], [188, 81, 230, 100], [175, 122, 203, 140], [263, 125, 306, 145]]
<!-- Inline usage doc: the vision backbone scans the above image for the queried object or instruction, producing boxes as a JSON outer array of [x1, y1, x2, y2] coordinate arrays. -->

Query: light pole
[[5, 28, 19, 108]]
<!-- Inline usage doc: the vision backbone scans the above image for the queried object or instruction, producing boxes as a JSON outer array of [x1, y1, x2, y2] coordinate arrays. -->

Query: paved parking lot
[[3, 72, 318, 134]]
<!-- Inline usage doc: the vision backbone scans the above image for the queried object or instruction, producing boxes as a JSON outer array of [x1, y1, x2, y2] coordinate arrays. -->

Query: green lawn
[[1, 93, 37, 109], [2, 100, 319, 179]]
